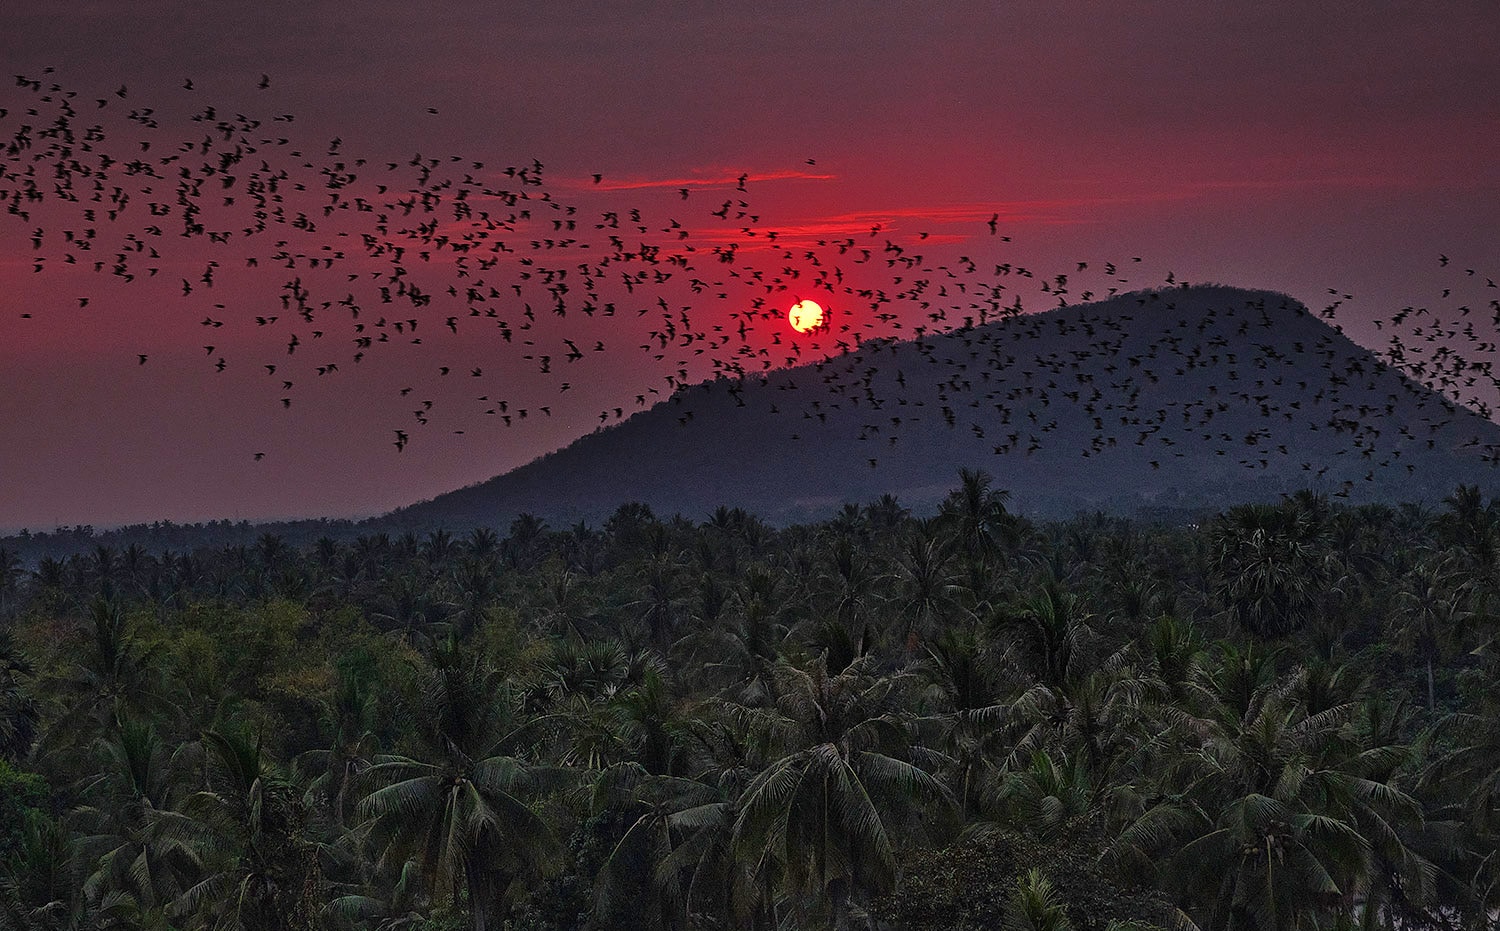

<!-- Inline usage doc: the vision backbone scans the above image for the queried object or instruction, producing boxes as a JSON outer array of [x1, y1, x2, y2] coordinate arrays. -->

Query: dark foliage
[[1, 479, 1498, 930]]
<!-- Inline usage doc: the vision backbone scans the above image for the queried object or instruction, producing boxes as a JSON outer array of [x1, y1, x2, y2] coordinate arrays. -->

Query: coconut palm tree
[[888, 527, 966, 652], [993, 579, 1096, 694], [1415, 643, 1500, 926], [1108, 655, 1428, 931], [939, 468, 1014, 565], [69, 720, 203, 919], [465, 527, 499, 560], [916, 621, 1012, 818], [558, 521, 607, 576], [371, 574, 439, 649], [1138, 613, 1204, 709], [1003, 869, 1075, 931], [728, 655, 950, 930], [588, 761, 728, 930], [320, 855, 426, 931], [0, 806, 78, 931], [986, 750, 1094, 838], [357, 641, 561, 931], [1436, 484, 1497, 575], [863, 494, 910, 534], [36, 600, 166, 770], [294, 658, 390, 828], [0, 548, 22, 619], [172, 724, 320, 931], [1390, 556, 1476, 712], [503, 514, 549, 572], [443, 557, 501, 641], [0, 631, 37, 763], [420, 530, 457, 567], [630, 553, 687, 653], [806, 535, 883, 673]]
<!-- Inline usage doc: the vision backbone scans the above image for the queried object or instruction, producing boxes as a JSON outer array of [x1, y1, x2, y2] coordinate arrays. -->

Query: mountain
[[389, 285, 1500, 527]]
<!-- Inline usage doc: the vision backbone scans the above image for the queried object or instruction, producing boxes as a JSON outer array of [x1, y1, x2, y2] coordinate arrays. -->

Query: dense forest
[[2, 472, 1498, 931]]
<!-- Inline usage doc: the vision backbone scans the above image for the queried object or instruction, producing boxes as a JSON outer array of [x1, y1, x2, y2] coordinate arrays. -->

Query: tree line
[[1, 473, 1498, 930]]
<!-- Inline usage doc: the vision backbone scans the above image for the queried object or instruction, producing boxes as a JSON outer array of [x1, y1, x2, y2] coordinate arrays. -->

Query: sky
[[2, 2, 1498, 532]]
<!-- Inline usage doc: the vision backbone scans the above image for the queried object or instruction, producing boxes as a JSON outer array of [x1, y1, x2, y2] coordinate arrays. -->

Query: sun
[[788, 299, 825, 333]]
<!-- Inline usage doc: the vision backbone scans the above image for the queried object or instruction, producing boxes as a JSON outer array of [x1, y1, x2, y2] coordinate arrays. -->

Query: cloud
[[562, 168, 837, 192]]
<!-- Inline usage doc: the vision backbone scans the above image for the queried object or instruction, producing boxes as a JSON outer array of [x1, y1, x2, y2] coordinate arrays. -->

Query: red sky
[[2, 2, 1498, 531]]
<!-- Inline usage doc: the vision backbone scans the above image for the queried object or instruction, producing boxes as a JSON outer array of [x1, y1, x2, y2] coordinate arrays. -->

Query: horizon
[[6, 283, 1499, 543]]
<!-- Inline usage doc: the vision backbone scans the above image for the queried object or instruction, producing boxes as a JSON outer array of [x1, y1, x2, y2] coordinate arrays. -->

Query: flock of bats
[[3, 69, 1499, 493]]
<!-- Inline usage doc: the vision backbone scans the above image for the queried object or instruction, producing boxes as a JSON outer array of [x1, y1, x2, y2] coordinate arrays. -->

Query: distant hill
[[386, 285, 1500, 527]]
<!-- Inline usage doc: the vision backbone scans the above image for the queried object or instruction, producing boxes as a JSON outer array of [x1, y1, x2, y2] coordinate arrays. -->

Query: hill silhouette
[[389, 286, 1500, 527]]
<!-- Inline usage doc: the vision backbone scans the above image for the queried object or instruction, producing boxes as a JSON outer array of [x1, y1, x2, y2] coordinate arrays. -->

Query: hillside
[[390, 285, 1500, 527]]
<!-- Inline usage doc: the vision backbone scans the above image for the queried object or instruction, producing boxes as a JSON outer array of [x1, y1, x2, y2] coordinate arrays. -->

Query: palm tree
[[1003, 869, 1075, 931], [916, 621, 1012, 817], [728, 655, 950, 930], [29, 556, 69, 613], [1138, 613, 1204, 708], [525, 642, 668, 772], [465, 527, 499, 560], [1390, 557, 1476, 712], [559, 521, 607, 576], [986, 750, 1094, 837], [863, 494, 910, 534], [255, 534, 288, 579], [1108, 656, 1429, 931], [1418, 647, 1500, 920], [939, 468, 1016, 598], [0, 631, 38, 763], [811, 535, 882, 672], [0, 806, 78, 930], [420, 529, 458, 567], [0, 547, 22, 619], [173, 725, 321, 931], [1436, 484, 1497, 574], [371, 574, 439, 648], [503, 514, 549, 572], [444, 557, 500, 641], [678, 567, 790, 706], [545, 560, 606, 637], [295, 657, 389, 827], [37, 600, 164, 768], [69, 720, 202, 919], [939, 468, 1013, 563], [321, 855, 426, 931], [889, 527, 966, 652], [87, 547, 117, 601], [310, 536, 341, 575], [532, 638, 634, 707], [358, 642, 561, 931], [588, 762, 728, 930], [993, 579, 1095, 694], [1209, 503, 1327, 638], [703, 506, 757, 575], [631, 553, 686, 653]]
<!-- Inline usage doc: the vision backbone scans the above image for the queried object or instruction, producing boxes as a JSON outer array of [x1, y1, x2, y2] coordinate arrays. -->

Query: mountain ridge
[[389, 285, 1500, 528]]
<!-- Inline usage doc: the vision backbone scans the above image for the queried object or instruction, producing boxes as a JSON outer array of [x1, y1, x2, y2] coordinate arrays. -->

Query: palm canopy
[[1108, 654, 1431, 931], [728, 655, 952, 929], [357, 640, 563, 931]]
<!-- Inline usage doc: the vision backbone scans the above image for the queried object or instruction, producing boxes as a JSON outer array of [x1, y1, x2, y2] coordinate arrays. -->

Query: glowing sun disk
[[788, 299, 824, 332]]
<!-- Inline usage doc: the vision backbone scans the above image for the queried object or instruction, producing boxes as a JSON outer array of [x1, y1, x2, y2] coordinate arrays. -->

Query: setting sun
[[788, 299, 825, 333]]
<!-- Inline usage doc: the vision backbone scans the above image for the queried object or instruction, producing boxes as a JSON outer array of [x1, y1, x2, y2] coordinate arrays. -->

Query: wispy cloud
[[1056, 172, 1433, 196], [709, 199, 1140, 245], [562, 168, 836, 192], [1176, 174, 1426, 193]]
